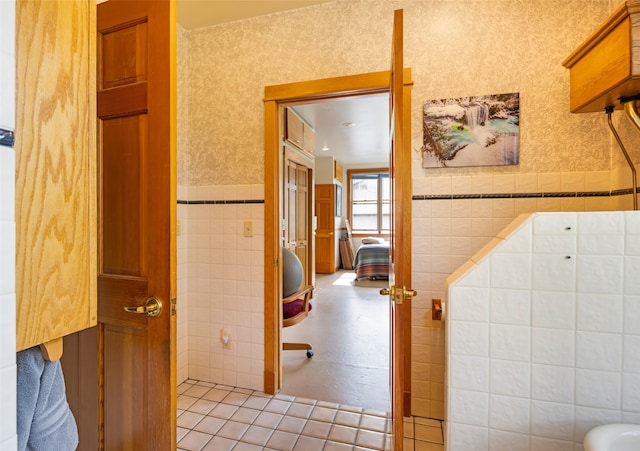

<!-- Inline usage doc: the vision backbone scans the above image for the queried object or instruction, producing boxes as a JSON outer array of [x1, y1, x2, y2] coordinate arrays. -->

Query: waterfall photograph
[[421, 92, 520, 168]]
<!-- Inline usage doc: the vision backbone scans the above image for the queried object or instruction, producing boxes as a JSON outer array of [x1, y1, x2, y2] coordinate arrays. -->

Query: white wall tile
[[622, 373, 640, 412], [625, 211, 640, 234], [530, 400, 574, 441], [624, 295, 640, 335], [576, 293, 622, 333], [624, 256, 640, 295], [490, 324, 530, 362], [625, 235, 640, 256], [576, 331, 621, 371], [449, 287, 489, 322], [489, 395, 529, 434], [623, 334, 640, 373], [449, 389, 488, 427], [449, 355, 488, 392], [533, 213, 577, 235], [578, 211, 624, 234], [577, 255, 623, 294], [0, 221, 15, 295], [529, 436, 574, 451], [534, 235, 576, 254], [575, 369, 621, 410], [0, 53, 15, 131], [490, 253, 531, 289], [532, 364, 574, 403], [490, 288, 530, 325], [578, 234, 624, 255], [0, 147, 14, 221], [449, 321, 488, 357], [533, 254, 575, 292], [532, 328, 574, 366], [532, 291, 575, 329], [448, 422, 488, 451], [490, 359, 530, 397], [489, 429, 529, 451]]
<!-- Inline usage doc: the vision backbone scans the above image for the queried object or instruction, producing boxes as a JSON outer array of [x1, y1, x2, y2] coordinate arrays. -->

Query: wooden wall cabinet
[[563, 1, 640, 113], [15, 0, 97, 352], [286, 108, 315, 158]]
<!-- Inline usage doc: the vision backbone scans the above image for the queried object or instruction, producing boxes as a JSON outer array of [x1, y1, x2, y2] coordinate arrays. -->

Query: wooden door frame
[[263, 70, 413, 405]]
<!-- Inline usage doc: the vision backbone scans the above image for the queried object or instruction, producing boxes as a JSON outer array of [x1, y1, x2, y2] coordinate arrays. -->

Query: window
[[348, 169, 390, 234]]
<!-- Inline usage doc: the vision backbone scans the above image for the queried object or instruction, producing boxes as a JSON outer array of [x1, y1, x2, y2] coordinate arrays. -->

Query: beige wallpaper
[[178, 0, 623, 187]]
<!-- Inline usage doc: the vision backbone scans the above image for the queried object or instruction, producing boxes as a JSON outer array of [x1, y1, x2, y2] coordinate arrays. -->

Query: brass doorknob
[[124, 297, 162, 317]]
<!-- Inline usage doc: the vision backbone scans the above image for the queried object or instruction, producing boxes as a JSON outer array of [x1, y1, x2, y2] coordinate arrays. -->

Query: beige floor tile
[[301, 419, 332, 439], [192, 415, 226, 435], [277, 416, 307, 434], [286, 402, 314, 419], [293, 435, 325, 451], [265, 398, 292, 414], [254, 411, 284, 429], [177, 411, 205, 429], [178, 430, 212, 451], [325, 441, 355, 450], [265, 430, 299, 451], [360, 414, 387, 433], [310, 405, 338, 423], [328, 424, 358, 444], [356, 429, 385, 450], [216, 420, 250, 440], [240, 424, 274, 446], [187, 398, 217, 415], [230, 406, 261, 424], [334, 410, 362, 428], [201, 435, 235, 451]]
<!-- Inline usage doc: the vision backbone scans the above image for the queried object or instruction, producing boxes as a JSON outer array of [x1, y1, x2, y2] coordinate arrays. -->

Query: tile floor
[[177, 379, 444, 450]]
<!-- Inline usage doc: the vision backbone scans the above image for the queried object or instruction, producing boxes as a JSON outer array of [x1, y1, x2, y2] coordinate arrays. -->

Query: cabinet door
[[303, 122, 315, 156], [286, 108, 304, 149], [15, 0, 97, 351]]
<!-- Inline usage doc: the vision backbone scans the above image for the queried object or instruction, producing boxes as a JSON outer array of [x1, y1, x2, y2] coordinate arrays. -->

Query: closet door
[[315, 184, 335, 274], [284, 158, 312, 285]]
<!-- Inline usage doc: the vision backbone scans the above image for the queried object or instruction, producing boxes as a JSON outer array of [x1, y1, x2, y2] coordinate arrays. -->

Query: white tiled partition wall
[[0, 0, 17, 449], [446, 211, 640, 450], [178, 184, 265, 390]]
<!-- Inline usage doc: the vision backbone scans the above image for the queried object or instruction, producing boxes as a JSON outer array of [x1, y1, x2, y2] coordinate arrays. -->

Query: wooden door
[[315, 184, 335, 273], [386, 9, 414, 449], [284, 159, 311, 281], [96, 1, 176, 449]]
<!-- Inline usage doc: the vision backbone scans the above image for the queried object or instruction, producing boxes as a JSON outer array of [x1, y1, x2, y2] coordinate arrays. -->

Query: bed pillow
[[361, 237, 385, 245]]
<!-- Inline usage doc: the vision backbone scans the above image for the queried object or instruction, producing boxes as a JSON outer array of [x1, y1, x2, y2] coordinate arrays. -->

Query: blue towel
[[16, 346, 78, 451]]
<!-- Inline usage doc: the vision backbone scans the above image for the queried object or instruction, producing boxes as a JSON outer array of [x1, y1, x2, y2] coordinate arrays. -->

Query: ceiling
[[177, 0, 390, 166]]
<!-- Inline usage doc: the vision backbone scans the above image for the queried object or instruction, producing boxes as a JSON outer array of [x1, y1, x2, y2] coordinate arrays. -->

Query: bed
[[353, 241, 390, 280]]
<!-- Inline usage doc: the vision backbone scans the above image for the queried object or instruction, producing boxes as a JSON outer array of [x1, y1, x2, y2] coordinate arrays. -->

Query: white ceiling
[[177, 0, 390, 167]]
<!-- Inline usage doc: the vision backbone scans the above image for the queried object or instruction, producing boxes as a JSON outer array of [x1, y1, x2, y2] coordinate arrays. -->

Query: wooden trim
[[346, 167, 390, 234]]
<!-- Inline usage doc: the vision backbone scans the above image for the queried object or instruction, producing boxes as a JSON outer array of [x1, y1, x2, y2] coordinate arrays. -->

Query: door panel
[[388, 8, 413, 449], [315, 184, 335, 273], [82, 1, 176, 449]]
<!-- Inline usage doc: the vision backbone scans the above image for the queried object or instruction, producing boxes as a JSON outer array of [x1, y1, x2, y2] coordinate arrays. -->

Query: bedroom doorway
[[279, 93, 392, 411], [263, 68, 413, 418]]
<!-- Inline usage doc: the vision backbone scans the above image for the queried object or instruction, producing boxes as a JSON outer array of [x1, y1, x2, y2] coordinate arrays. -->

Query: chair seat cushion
[[283, 299, 312, 319]]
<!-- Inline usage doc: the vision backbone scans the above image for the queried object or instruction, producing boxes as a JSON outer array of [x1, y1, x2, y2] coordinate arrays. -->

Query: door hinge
[[171, 298, 177, 316]]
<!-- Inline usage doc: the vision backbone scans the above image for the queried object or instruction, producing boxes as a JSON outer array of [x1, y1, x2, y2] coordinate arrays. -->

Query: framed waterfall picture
[[421, 92, 520, 168]]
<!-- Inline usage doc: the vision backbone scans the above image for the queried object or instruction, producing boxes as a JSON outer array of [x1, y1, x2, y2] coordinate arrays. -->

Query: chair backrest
[[282, 247, 303, 297]]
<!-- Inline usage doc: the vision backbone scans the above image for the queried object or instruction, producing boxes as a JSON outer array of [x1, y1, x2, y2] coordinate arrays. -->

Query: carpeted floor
[[280, 270, 390, 412]]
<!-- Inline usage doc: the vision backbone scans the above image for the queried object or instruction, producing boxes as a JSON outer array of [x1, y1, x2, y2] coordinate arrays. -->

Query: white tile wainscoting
[[446, 211, 640, 450]]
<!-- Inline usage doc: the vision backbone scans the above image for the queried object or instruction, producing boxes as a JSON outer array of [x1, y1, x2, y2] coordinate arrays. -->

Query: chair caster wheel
[[306, 351, 314, 358]]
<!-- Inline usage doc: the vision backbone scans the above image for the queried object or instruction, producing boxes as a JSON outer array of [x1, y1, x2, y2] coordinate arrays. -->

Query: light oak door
[[96, 1, 176, 449], [385, 9, 414, 449], [315, 184, 335, 274]]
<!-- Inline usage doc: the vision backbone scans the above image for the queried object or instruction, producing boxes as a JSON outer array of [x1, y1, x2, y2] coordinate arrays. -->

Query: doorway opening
[[263, 70, 412, 413], [277, 92, 392, 411]]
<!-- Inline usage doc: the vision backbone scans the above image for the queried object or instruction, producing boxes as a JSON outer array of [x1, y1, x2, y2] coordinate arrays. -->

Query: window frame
[[347, 167, 390, 236]]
